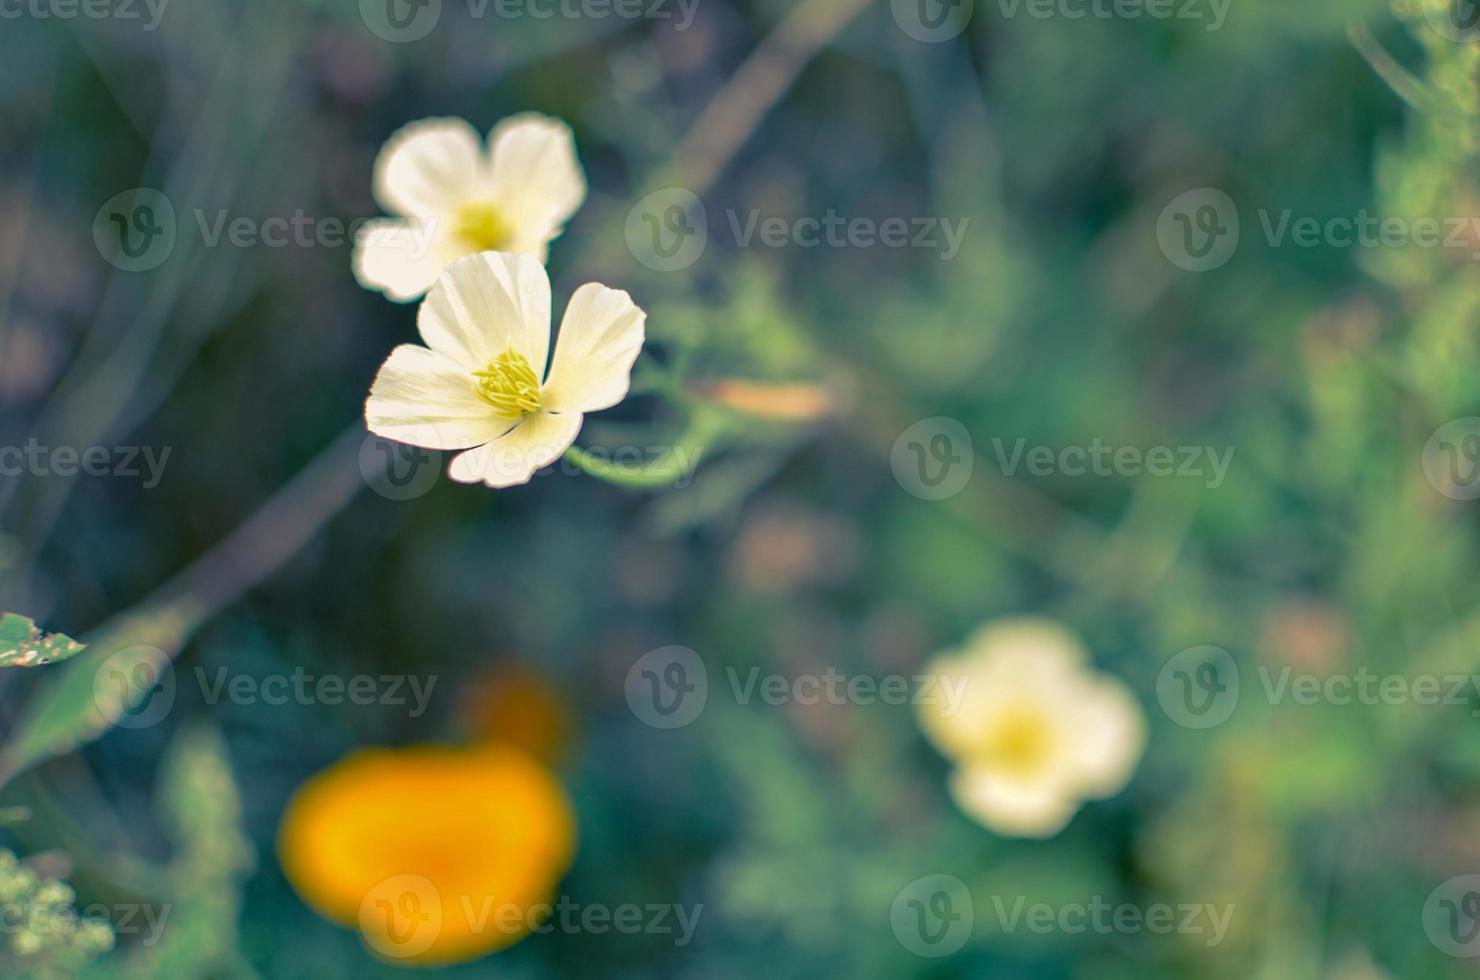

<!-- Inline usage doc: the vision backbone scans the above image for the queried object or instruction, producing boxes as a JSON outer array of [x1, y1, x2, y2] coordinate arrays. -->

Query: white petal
[[948, 767, 1080, 839], [417, 252, 551, 375], [540, 283, 645, 413], [486, 113, 587, 251], [365, 345, 512, 450], [447, 410, 583, 488], [373, 117, 485, 219], [352, 218, 454, 302], [1064, 677, 1146, 799]]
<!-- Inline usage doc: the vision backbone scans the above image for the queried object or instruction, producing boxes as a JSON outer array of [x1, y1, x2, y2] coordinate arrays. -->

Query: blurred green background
[[3, 0, 1480, 975]]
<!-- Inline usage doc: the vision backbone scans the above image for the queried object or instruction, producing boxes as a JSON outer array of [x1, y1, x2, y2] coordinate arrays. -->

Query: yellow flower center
[[474, 350, 541, 418], [979, 706, 1057, 777], [452, 202, 512, 253]]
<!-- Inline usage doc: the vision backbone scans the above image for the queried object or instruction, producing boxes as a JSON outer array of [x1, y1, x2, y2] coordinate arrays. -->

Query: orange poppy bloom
[[278, 744, 576, 966]]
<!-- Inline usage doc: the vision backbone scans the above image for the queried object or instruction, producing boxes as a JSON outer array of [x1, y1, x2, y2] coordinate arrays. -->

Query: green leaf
[[0, 605, 192, 789], [81, 725, 257, 980], [0, 613, 86, 668]]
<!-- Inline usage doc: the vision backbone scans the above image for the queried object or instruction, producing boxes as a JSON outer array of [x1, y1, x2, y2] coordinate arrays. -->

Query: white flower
[[916, 618, 1146, 838], [365, 251, 645, 488], [353, 114, 587, 302]]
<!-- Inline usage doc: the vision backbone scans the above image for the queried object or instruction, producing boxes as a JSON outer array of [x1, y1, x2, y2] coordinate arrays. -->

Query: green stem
[[564, 445, 701, 488], [1348, 22, 1433, 113]]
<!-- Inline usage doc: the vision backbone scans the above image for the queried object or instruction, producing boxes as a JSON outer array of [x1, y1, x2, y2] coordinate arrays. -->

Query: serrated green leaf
[[0, 613, 87, 668]]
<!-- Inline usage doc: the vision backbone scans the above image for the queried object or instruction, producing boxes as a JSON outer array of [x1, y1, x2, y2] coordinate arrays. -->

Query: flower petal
[[352, 218, 453, 303], [365, 345, 512, 450], [487, 113, 587, 252], [1064, 677, 1146, 799], [947, 767, 1080, 839], [540, 283, 645, 413], [418, 252, 552, 375], [373, 117, 485, 219], [448, 410, 583, 489]]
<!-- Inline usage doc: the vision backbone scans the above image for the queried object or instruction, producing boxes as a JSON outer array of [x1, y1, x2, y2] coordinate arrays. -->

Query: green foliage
[[0, 615, 85, 670]]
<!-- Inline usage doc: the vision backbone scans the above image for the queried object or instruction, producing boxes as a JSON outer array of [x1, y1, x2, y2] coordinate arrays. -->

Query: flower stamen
[[452, 202, 512, 253], [474, 350, 541, 418], [977, 707, 1057, 777]]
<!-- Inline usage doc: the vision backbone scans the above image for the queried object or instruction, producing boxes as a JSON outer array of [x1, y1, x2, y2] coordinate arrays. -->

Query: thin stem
[[656, 0, 875, 195], [1348, 22, 1433, 112], [564, 446, 699, 488]]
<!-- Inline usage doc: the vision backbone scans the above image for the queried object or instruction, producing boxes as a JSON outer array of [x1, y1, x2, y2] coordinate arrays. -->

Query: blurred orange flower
[[456, 664, 575, 764], [278, 745, 575, 967]]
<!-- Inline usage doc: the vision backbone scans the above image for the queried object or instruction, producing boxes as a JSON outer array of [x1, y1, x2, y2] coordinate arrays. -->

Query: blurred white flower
[[917, 618, 1146, 838], [365, 251, 644, 488], [353, 114, 587, 302]]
